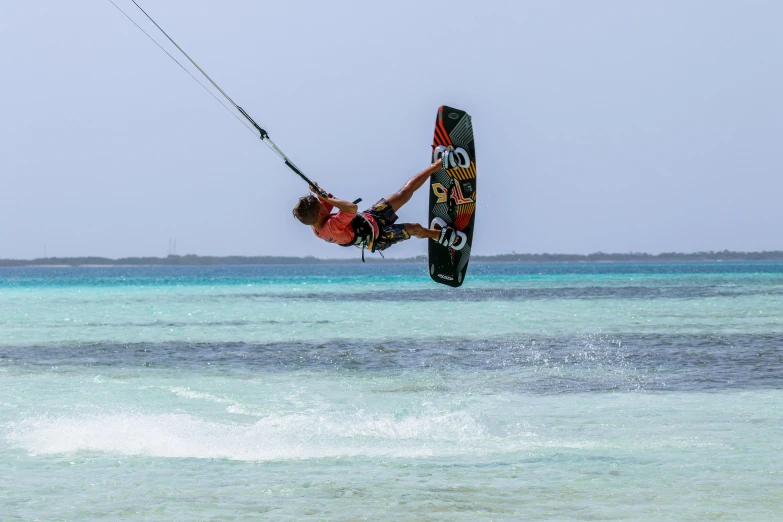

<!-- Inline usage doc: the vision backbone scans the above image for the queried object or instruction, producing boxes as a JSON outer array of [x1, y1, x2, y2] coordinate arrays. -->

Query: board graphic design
[[428, 106, 476, 288]]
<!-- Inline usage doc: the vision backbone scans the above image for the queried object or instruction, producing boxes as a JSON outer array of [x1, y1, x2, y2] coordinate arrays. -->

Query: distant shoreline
[[1, 251, 782, 267]]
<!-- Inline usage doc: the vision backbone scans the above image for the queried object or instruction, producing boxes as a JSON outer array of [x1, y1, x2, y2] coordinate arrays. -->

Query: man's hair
[[292, 195, 321, 225]]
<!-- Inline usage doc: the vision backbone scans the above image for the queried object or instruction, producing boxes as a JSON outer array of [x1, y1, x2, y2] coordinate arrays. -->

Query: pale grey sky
[[1, 0, 781, 259]]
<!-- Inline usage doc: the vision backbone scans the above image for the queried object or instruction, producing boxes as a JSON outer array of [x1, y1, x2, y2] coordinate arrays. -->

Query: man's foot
[[439, 147, 470, 171], [440, 150, 457, 171], [451, 230, 466, 250], [431, 217, 467, 250]]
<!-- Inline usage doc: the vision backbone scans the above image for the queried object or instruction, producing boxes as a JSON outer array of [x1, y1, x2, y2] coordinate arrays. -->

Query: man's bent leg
[[385, 159, 443, 212], [405, 222, 465, 249], [403, 223, 440, 241]]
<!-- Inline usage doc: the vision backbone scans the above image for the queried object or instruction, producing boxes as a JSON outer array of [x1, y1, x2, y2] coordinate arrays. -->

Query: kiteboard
[[428, 106, 476, 288]]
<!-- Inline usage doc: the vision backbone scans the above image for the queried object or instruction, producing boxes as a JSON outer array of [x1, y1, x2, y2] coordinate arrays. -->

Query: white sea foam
[[225, 404, 264, 416], [165, 386, 232, 404], [5, 411, 502, 461], [141, 385, 262, 415], [5, 407, 713, 462]]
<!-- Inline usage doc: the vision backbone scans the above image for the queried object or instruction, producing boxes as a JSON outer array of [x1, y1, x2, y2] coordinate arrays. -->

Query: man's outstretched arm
[[310, 185, 358, 214]]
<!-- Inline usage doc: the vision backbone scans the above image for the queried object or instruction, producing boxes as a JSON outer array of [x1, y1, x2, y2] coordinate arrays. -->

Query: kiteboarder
[[292, 153, 465, 254]]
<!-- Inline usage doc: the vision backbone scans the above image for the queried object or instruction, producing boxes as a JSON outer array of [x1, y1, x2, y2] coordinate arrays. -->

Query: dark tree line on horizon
[[1, 251, 782, 267]]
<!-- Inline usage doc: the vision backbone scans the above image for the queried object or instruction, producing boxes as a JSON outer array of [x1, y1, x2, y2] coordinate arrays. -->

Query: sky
[[1, 0, 781, 259]]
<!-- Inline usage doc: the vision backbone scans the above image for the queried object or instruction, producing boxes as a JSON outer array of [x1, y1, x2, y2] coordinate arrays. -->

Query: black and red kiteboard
[[428, 106, 476, 288]]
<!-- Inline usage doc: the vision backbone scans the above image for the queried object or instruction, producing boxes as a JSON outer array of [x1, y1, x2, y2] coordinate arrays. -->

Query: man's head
[[292, 195, 321, 225]]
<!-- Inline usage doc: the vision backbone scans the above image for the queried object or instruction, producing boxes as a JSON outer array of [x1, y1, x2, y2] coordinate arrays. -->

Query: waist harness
[[339, 213, 380, 261]]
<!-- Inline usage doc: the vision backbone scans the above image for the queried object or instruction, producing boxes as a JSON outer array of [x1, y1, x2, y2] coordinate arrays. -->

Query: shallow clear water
[[1, 263, 782, 520]]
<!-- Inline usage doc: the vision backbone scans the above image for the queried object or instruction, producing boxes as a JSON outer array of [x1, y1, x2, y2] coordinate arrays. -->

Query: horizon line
[[1, 250, 783, 266]]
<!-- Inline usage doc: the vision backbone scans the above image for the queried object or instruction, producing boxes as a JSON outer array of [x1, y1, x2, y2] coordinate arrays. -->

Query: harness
[[339, 213, 381, 262]]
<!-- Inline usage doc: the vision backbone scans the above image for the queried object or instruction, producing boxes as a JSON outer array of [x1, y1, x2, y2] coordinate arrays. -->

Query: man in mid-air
[[292, 152, 465, 254]]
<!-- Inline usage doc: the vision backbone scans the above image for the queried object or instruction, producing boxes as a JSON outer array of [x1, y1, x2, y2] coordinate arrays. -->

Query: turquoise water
[[1, 263, 782, 520]]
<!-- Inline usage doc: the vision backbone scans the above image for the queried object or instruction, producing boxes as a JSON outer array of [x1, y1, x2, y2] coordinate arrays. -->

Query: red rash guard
[[312, 200, 356, 245]]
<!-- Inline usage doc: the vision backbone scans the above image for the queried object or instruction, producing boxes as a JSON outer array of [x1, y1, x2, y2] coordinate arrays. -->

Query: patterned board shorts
[[363, 199, 410, 251]]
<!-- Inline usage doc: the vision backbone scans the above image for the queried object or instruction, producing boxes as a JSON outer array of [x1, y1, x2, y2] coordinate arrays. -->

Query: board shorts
[[363, 199, 410, 251]]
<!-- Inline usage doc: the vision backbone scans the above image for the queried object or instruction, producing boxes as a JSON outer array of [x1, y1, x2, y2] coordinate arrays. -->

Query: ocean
[[1, 262, 781, 520]]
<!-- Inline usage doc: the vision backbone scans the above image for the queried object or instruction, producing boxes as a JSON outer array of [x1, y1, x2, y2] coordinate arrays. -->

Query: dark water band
[[2, 333, 781, 394]]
